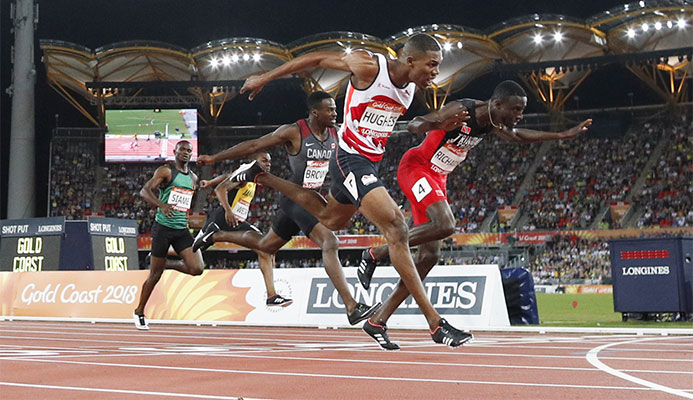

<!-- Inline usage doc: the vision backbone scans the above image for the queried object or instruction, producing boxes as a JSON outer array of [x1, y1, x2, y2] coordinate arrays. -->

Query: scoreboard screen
[[88, 217, 139, 271], [0, 217, 65, 272]]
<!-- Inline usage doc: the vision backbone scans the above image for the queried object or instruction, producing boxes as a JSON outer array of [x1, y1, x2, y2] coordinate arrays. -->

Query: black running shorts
[[271, 195, 319, 241], [329, 147, 385, 206], [204, 207, 262, 234], [150, 221, 194, 258]]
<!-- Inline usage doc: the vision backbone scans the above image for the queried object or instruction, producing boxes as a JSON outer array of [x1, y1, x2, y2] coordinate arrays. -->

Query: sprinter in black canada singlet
[[197, 91, 380, 324]]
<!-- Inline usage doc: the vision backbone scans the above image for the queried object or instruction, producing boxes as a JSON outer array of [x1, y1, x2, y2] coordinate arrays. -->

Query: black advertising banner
[[0, 217, 66, 271], [88, 217, 139, 271]]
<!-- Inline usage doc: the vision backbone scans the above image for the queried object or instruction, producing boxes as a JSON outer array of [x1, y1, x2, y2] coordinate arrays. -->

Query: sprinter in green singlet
[[133, 140, 204, 330]]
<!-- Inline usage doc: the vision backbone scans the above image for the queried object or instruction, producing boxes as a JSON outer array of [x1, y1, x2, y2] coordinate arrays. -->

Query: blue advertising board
[[609, 237, 693, 313]]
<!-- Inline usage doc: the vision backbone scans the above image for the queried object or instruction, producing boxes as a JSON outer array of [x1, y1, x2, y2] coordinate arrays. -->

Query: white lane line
[[0, 334, 298, 347], [157, 351, 693, 375], [335, 346, 693, 362], [1, 329, 334, 341], [586, 336, 693, 399], [9, 324, 692, 345], [0, 382, 264, 399], [5, 325, 692, 350], [1, 327, 360, 340], [3, 343, 691, 376], [3, 334, 692, 363], [0, 357, 675, 392]]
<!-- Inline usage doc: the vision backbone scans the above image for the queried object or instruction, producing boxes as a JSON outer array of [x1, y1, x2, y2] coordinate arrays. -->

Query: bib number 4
[[412, 177, 432, 202]]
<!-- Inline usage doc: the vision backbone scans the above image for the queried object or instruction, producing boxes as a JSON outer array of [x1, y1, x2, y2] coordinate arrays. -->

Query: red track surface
[[1, 321, 692, 399]]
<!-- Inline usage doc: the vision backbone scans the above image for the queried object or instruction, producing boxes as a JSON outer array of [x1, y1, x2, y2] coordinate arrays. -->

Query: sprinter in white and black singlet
[[197, 91, 380, 325], [233, 34, 474, 350], [357, 80, 592, 338]]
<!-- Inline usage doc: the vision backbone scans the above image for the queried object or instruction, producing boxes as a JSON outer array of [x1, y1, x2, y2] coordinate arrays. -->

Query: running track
[[1, 321, 692, 399]]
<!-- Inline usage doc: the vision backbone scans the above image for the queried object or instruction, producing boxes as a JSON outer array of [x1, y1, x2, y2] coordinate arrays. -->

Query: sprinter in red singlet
[[357, 81, 592, 346]]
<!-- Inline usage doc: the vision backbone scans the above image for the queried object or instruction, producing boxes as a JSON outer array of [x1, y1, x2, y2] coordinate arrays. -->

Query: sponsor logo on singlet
[[231, 199, 250, 222], [356, 101, 404, 139], [167, 187, 194, 212], [430, 128, 483, 175], [303, 160, 330, 189], [230, 184, 256, 222]]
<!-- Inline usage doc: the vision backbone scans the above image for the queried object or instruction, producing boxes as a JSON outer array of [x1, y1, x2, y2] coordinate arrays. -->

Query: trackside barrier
[[0, 265, 509, 329]]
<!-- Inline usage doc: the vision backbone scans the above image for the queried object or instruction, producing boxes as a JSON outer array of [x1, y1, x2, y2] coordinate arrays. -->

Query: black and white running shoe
[[266, 294, 293, 307], [133, 312, 149, 330], [229, 161, 265, 183], [363, 319, 400, 351], [192, 222, 220, 252], [347, 302, 381, 325], [430, 318, 473, 348], [357, 248, 377, 290]]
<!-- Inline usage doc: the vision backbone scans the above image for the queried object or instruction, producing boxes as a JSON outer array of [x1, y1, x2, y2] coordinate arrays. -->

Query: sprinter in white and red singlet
[[235, 34, 473, 350]]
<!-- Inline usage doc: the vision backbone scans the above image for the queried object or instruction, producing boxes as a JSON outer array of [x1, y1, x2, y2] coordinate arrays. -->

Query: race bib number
[[231, 199, 250, 222], [412, 177, 433, 202], [167, 187, 193, 212], [430, 143, 468, 174], [303, 160, 329, 189], [358, 101, 404, 140]]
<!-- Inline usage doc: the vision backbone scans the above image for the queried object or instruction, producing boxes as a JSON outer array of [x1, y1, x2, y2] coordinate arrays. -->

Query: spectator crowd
[[47, 112, 692, 279]]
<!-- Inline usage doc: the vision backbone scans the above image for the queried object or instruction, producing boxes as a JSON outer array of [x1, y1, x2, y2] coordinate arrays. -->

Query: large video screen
[[104, 109, 198, 162]]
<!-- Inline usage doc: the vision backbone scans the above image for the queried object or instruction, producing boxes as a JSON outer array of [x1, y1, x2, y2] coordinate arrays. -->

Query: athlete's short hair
[[402, 34, 442, 57], [176, 140, 191, 149], [250, 151, 270, 162], [491, 80, 527, 100], [307, 91, 333, 111]]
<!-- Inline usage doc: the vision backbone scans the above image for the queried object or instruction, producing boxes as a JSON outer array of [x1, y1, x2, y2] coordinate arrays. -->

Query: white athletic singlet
[[338, 53, 416, 162]]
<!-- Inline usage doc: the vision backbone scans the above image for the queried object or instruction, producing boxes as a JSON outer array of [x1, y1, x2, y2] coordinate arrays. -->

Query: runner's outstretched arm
[[240, 51, 378, 100], [494, 119, 592, 143]]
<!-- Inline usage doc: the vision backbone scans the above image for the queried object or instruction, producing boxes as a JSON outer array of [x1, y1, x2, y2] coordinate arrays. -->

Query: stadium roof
[[40, 0, 692, 124]]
